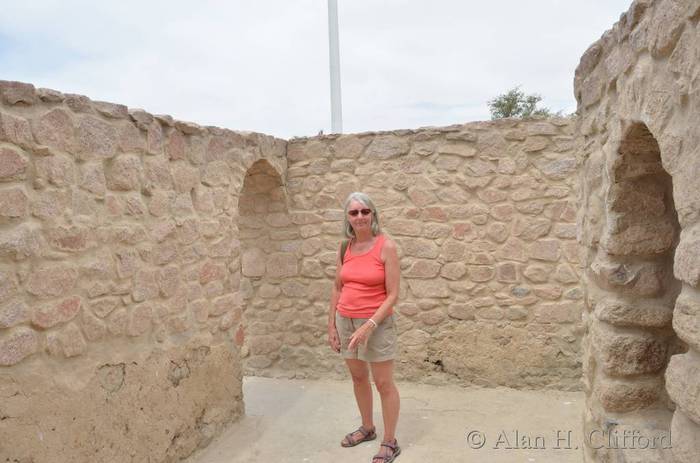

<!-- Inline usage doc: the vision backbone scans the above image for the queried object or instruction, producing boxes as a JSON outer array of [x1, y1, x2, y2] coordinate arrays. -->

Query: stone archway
[[583, 122, 683, 461], [237, 159, 305, 376]]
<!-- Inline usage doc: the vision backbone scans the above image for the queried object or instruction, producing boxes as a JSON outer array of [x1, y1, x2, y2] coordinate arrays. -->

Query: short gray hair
[[342, 192, 381, 238]]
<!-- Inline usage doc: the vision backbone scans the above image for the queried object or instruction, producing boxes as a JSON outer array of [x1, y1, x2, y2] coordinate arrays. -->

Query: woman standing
[[327, 192, 401, 463]]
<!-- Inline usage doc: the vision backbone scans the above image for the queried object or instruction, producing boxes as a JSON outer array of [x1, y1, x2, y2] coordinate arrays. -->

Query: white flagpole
[[328, 0, 343, 133]]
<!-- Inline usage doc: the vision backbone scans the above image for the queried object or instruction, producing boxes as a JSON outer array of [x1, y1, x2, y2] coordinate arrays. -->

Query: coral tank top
[[336, 234, 392, 318]]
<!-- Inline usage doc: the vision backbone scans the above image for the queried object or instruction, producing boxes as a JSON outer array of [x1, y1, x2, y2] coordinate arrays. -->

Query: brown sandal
[[372, 439, 401, 462], [341, 425, 377, 447]]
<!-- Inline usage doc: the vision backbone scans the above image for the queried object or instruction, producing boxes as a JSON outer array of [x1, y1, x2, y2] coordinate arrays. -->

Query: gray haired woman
[[327, 192, 402, 463]]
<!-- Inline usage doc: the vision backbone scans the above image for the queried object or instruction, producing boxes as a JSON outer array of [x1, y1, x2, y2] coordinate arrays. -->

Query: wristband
[[367, 318, 377, 328]]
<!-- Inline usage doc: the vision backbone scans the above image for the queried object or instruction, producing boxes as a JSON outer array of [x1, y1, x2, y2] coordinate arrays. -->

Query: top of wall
[[574, 0, 700, 108], [0, 79, 287, 153], [1, 79, 576, 158], [289, 116, 575, 144]]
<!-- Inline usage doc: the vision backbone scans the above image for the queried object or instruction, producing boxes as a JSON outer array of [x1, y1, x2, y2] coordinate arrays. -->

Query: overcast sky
[[1, 0, 632, 139]]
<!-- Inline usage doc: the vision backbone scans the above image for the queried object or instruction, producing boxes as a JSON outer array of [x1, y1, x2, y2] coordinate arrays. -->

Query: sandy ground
[[187, 376, 584, 463]]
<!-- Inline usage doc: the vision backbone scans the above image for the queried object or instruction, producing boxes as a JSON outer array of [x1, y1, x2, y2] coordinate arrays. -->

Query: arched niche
[[584, 121, 684, 462], [237, 159, 301, 376]]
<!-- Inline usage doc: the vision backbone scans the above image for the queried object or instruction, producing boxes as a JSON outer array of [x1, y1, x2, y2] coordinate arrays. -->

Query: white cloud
[[0, 0, 632, 138]]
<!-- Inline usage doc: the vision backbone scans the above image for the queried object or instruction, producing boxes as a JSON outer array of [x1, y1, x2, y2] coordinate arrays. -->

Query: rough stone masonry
[[0, 81, 286, 462], [1, 0, 699, 462], [0, 82, 583, 461], [0, 82, 582, 461], [575, 0, 700, 462]]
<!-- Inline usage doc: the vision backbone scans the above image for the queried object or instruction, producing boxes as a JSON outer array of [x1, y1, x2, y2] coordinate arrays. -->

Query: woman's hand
[[328, 325, 341, 353], [348, 322, 375, 351]]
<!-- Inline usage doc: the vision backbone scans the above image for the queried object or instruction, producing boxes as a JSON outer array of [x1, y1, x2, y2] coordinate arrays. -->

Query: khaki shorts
[[335, 313, 397, 362]]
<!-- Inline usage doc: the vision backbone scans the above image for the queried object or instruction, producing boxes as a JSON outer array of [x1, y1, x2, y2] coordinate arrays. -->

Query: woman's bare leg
[[370, 359, 400, 446], [342, 358, 374, 444]]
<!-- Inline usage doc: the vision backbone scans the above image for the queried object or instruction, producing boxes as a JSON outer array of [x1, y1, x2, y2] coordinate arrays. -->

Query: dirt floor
[[187, 376, 584, 463]]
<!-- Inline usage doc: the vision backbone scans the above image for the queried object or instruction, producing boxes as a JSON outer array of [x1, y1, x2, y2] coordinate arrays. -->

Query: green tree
[[487, 86, 553, 119]]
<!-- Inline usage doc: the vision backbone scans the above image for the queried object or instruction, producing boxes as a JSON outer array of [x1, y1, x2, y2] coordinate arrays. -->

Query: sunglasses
[[348, 208, 372, 217]]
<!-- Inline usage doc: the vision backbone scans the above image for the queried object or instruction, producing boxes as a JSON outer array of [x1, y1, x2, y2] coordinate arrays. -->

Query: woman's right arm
[[327, 244, 344, 352]]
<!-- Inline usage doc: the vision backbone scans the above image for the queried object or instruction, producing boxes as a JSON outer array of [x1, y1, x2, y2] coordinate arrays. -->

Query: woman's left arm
[[347, 239, 400, 350]]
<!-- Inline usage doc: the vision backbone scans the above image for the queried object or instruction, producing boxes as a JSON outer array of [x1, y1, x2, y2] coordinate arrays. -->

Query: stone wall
[[0, 84, 592, 461], [0, 80, 286, 462], [575, 0, 700, 461], [274, 118, 584, 390]]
